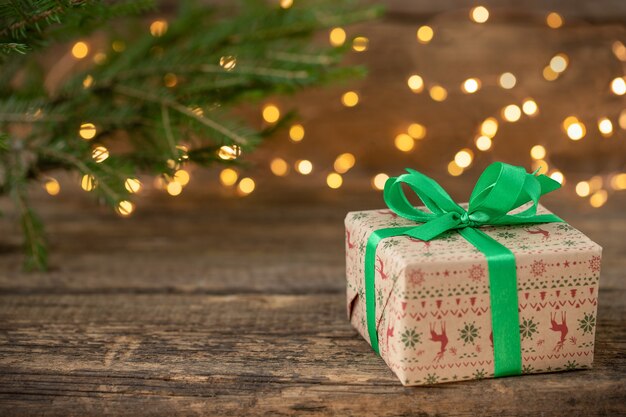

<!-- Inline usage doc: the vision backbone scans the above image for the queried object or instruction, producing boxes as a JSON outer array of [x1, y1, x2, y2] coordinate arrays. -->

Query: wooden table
[[0, 181, 624, 416]]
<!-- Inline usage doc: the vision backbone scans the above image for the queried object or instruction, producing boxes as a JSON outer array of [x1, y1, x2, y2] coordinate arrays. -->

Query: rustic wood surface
[[1, 2, 626, 415]]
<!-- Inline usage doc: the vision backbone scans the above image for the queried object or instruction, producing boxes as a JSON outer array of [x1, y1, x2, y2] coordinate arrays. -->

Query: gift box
[[345, 163, 602, 386]]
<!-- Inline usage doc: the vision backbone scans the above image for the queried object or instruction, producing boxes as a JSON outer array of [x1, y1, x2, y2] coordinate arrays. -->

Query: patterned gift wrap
[[345, 204, 601, 386]]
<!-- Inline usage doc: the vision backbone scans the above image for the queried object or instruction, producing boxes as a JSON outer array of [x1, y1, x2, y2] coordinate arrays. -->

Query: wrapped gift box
[[345, 204, 601, 386]]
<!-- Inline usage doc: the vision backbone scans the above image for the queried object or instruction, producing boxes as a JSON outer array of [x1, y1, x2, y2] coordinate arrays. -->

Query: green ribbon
[[364, 162, 563, 377]]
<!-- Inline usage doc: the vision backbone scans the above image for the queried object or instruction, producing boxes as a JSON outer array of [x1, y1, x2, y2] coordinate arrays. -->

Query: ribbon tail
[[458, 227, 522, 377]]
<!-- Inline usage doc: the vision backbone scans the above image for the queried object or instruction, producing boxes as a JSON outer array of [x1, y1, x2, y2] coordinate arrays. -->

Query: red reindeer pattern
[[386, 321, 395, 353], [549, 311, 568, 352], [375, 256, 389, 280], [377, 210, 398, 218], [429, 321, 448, 362], [526, 227, 550, 240], [346, 230, 355, 249]]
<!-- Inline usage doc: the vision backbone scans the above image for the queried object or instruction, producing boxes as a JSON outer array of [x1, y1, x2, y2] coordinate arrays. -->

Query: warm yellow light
[[372, 173, 389, 190], [612, 41, 626, 62], [352, 36, 369, 52], [164, 73, 178, 88], [326, 172, 343, 189], [92, 145, 109, 163], [610, 173, 626, 190], [498, 72, 516, 89], [407, 75, 424, 93], [219, 168, 238, 186], [575, 181, 591, 197], [262, 104, 280, 123], [550, 54, 568, 73], [429, 85, 447, 102], [329, 27, 346, 47], [115, 200, 134, 217], [598, 118, 613, 137], [218, 145, 241, 160], [502, 104, 522, 122], [219, 55, 237, 71], [562, 116, 579, 130], [394, 133, 414, 152], [166, 181, 182, 196], [112, 40, 126, 52], [124, 178, 141, 193], [589, 176, 603, 192], [470, 6, 489, 23], [522, 99, 538, 116], [174, 169, 190, 186], [44, 178, 60, 196], [447, 161, 463, 176], [81, 174, 96, 191], [589, 190, 608, 208], [620, 109, 626, 130], [550, 171, 565, 184], [408, 123, 426, 139], [83, 75, 94, 89], [542, 65, 559, 81], [567, 122, 586, 140], [341, 91, 359, 107], [79, 123, 97, 140], [289, 124, 305, 142], [280, 0, 293, 9], [93, 52, 107, 65], [530, 145, 546, 160], [454, 148, 473, 168], [462, 78, 481, 94], [475, 135, 492, 151], [546, 12, 563, 29], [416, 26, 434, 44], [532, 159, 549, 174], [610, 77, 626, 95], [480, 117, 498, 137], [295, 159, 313, 175], [150, 20, 168, 37], [71, 41, 89, 59], [237, 177, 255, 195], [334, 153, 356, 173], [270, 158, 289, 176]]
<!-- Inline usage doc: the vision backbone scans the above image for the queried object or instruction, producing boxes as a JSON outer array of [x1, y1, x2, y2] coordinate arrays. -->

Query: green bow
[[364, 162, 563, 377]]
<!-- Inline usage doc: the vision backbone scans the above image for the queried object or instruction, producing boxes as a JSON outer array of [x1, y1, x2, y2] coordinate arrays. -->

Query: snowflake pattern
[[468, 264, 485, 282], [407, 268, 426, 286], [425, 373, 438, 385], [556, 224, 573, 232], [519, 318, 539, 340], [578, 312, 596, 335], [401, 328, 421, 348], [522, 364, 534, 374], [565, 360, 579, 371], [459, 321, 480, 345], [473, 368, 486, 379], [589, 256, 601, 273], [530, 260, 547, 277], [496, 231, 515, 239]]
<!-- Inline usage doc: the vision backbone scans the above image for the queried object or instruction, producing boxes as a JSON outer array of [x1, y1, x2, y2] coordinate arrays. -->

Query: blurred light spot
[[372, 173, 388, 190], [237, 178, 255, 195], [334, 153, 356, 173], [218, 145, 241, 160], [407, 74, 424, 93], [480, 117, 498, 137], [530, 145, 546, 160], [550, 171, 565, 184], [550, 53, 568, 73], [454, 149, 473, 168], [447, 161, 463, 176], [164, 73, 178, 87], [598, 118, 613, 137], [429, 85, 447, 102], [610, 173, 626, 190], [567, 121, 586, 140], [475, 135, 492, 151], [619, 109, 626, 130], [462, 78, 481, 94], [542, 65, 559, 81], [329, 27, 346, 46], [498, 72, 516, 89], [72, 42, 89, 59], [610, 77, 626, 95], [219, 168, 238, 186], [532, 159, 549, 174], [270, 158, 289, 176], [81, 174, 96, 191], [394, 133, 414, 152], [112, 40, 126, 52], [93, 52, 107, 65], [589, 190, 607, 208], [416, 26, 434, 44], [280, 0, 293, 9], [174, 169, 190, 186], [326, 172, 343, 189], [79, 123, 97, 140], [470, 6, 489, 23], [589, 175, 603, 192], [341, 91, 359, 107], [289, 124, 305, 142], [92, 145, 109, 163], [262, 104, 280, 123], [295, 159, 313, 175], [150, 20, 168, 37], [44, 178, 60, 196], [612, 41, 626, 62], [546, 12, 563, 29], [502, 104, 521, 122], [83, 75, 94, 89], [408, 123, 426, 139], [352, 36, 369, 52], [125, 178, 142, 193], [166, 181, 182, 196], [575, 181, 590, 197], [116, 200, 134, 217], [522, 98, 538, 116], [220, 55, 237, 71]]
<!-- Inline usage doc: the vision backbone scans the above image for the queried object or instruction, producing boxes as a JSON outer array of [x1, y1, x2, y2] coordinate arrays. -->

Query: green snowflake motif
[[382, 239, 399, 249], [565, 360, 578, 371], [520, 244, 530, 250], [376, 288, 384, 307], [440, 232, 459, 242], [473, 368, 486, 380], [389, 220, 403, 227], [423, 252, 433, 257], [358, 242, 366, 256], [563, 240, 576, 247], [425, 373, 438, 385], [522, 364, 534, 374], [578, 312, 596, 335], [459, 321, 480, 345], [557, 224, 573, 232], [519, 318, 539, 340], [496, 231, 515, 239], [351, 213, 368, 220], [401, 328, 421, 348]]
